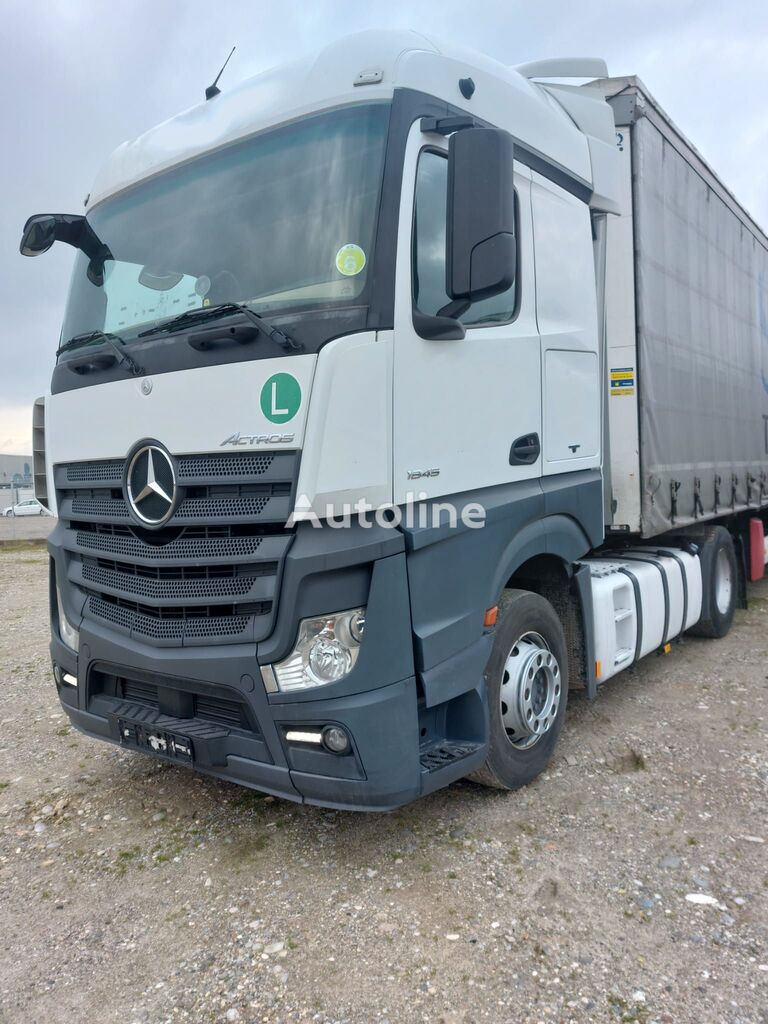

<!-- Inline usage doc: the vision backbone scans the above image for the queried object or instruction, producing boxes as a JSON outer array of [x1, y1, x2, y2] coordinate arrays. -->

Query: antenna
[[205, 46, 236, 101]]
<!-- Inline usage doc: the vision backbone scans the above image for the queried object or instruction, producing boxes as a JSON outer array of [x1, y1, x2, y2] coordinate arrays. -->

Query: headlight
[[271, 607, 366, 692], [56, 585, 80, 653]]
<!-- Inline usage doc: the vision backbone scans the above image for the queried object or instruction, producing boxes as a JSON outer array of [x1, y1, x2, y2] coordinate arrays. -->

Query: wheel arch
[[489, 513, 591, 601], [491, 517, 597, 699]]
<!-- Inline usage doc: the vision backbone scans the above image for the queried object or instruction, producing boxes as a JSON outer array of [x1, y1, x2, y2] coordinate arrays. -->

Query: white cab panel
[[46, 354, 316, 463], [544, 350, 600, 462], [295, 331, 392, 517], [531, 172, 601, 475], [392, 123, 542, 504]]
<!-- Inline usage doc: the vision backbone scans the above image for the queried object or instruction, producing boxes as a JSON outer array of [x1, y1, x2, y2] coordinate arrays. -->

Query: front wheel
[[471, 589, 568, 791]]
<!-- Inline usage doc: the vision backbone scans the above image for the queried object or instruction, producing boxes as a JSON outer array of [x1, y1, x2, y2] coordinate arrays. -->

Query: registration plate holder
[[118, 719, 194, 763]]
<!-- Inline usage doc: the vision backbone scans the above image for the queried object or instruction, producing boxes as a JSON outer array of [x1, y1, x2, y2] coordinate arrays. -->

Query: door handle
[[509, 432, 540, 466]]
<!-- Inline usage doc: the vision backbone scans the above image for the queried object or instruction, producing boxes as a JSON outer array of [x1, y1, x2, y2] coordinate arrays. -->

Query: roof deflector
[[515, 58, 608, 80]]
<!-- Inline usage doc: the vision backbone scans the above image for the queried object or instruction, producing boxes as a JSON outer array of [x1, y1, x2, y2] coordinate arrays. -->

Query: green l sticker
[[260, 373, 301, 424]]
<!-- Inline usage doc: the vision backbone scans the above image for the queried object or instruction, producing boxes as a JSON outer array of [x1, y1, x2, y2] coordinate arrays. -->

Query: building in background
[[0, 453, 32, 488]]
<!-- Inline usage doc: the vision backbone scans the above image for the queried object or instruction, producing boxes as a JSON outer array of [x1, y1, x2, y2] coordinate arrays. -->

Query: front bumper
[[51, 534, 489, 810], [57, 666, 423, 811]]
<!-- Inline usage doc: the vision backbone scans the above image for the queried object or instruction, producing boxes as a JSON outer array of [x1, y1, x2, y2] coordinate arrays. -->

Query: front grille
[[178, 453, 275, 478], [67, 453, 276, 483], [66, 459, 123, 482], [56, 450, 298, 647], [92, 672, 257, 733], [120, 678, 253, 730], [81, 557, 277, 602], [75, 523, 269, 562], [89, 595, 258, 641], [122, 679, 158, 706], [63, 483, 291, 525]]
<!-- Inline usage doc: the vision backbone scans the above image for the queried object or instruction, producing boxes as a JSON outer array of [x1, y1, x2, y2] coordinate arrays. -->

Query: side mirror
[[20, 215, 58, 257], [446, 128, 516, 305], [20, 213, 113, 284]]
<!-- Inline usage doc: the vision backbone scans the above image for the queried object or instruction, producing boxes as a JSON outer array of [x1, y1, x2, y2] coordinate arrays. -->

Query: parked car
[[4, 498, 49, 517]]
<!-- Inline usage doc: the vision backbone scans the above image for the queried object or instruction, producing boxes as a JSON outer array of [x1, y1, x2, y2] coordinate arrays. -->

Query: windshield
[[61, 103, 390, 344]]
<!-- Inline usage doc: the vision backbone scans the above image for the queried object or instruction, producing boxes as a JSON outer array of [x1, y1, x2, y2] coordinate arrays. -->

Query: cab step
[[420, 741, 482, 773]]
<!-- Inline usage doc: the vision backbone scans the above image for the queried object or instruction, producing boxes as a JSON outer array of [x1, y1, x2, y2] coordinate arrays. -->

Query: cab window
[[412, 149, 517, 326]]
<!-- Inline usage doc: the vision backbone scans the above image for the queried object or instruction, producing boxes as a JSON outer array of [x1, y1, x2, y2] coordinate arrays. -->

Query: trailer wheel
[[470, 589, 568, 791], [687, 526, 737, 639]]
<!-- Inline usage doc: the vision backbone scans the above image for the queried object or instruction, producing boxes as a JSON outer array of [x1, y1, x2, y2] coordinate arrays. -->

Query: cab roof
[[88, 30, 610, 209]]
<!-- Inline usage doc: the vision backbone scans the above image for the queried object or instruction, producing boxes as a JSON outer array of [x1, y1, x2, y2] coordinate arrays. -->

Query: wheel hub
[[500, 633, 561, 749], [714, 546, 733, 615]]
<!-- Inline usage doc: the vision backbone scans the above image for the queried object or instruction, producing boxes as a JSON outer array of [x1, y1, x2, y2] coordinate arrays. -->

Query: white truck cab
[[21, 31, 768, 808]]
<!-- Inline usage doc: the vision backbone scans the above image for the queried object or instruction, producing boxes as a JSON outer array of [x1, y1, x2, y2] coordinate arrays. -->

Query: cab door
[[392, 121, 542, 505]]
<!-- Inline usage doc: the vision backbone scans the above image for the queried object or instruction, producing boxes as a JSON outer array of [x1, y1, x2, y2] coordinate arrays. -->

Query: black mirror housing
[[446, 128, 516, 303], [413, 309, 466, 341], [20, 215, 59, 257], [20, 213, 113, 285]]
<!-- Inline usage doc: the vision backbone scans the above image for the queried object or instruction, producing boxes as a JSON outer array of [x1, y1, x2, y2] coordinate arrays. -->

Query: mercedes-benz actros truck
[[21, 31, 768, 809]]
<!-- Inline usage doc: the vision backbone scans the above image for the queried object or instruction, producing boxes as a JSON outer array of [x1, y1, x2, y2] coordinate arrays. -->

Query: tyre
[[687, 525, 738, 639], [471, 589, 568, 791]]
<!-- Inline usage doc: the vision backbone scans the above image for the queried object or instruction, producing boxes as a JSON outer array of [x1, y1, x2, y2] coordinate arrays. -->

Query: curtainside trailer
[[599, 76, 768, 541], [18, 31, 768, 809]]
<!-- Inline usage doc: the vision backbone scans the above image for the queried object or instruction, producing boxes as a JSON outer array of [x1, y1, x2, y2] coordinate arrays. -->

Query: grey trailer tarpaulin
[[603, 78, 768, 538]]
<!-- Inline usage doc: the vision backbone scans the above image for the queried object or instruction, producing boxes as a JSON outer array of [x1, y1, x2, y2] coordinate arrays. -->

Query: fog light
[[322, 725, 350, 754]]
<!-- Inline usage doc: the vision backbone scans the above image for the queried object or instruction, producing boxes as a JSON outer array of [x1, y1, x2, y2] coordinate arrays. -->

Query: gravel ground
[[0, 548, 766, 1024]]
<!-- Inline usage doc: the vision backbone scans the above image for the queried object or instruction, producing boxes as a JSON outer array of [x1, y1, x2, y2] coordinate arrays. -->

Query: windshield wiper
[[57, 330, 144, 376], [138, 302, 302, 352]]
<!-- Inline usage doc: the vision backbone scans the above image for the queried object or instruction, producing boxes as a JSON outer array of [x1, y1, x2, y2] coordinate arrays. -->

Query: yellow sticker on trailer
[[610, 367, 635, 396]]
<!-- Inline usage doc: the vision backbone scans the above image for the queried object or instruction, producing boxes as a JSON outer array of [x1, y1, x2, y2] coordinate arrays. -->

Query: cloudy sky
[[1, 0, 766, 454]]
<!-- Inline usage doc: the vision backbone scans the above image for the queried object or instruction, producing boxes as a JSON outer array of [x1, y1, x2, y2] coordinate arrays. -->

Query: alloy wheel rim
[[500, 631, 561, 750]]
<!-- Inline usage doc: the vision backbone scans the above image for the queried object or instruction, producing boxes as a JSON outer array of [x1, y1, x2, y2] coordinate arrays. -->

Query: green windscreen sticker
[[335, 243, 366, 277]]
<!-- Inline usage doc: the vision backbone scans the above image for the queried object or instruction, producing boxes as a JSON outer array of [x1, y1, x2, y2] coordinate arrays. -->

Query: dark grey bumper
[[50, 523, 489, 810]]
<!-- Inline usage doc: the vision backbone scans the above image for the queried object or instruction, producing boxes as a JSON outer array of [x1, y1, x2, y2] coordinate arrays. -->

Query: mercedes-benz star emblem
[[126, 444, 177, 526]]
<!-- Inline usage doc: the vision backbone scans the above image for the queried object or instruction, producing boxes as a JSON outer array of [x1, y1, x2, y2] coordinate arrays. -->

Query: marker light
[[272, 607, 366, 692], [483, 606, 499, 628], [285, 730, 323, 744], [284, 726, 351, 755]]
